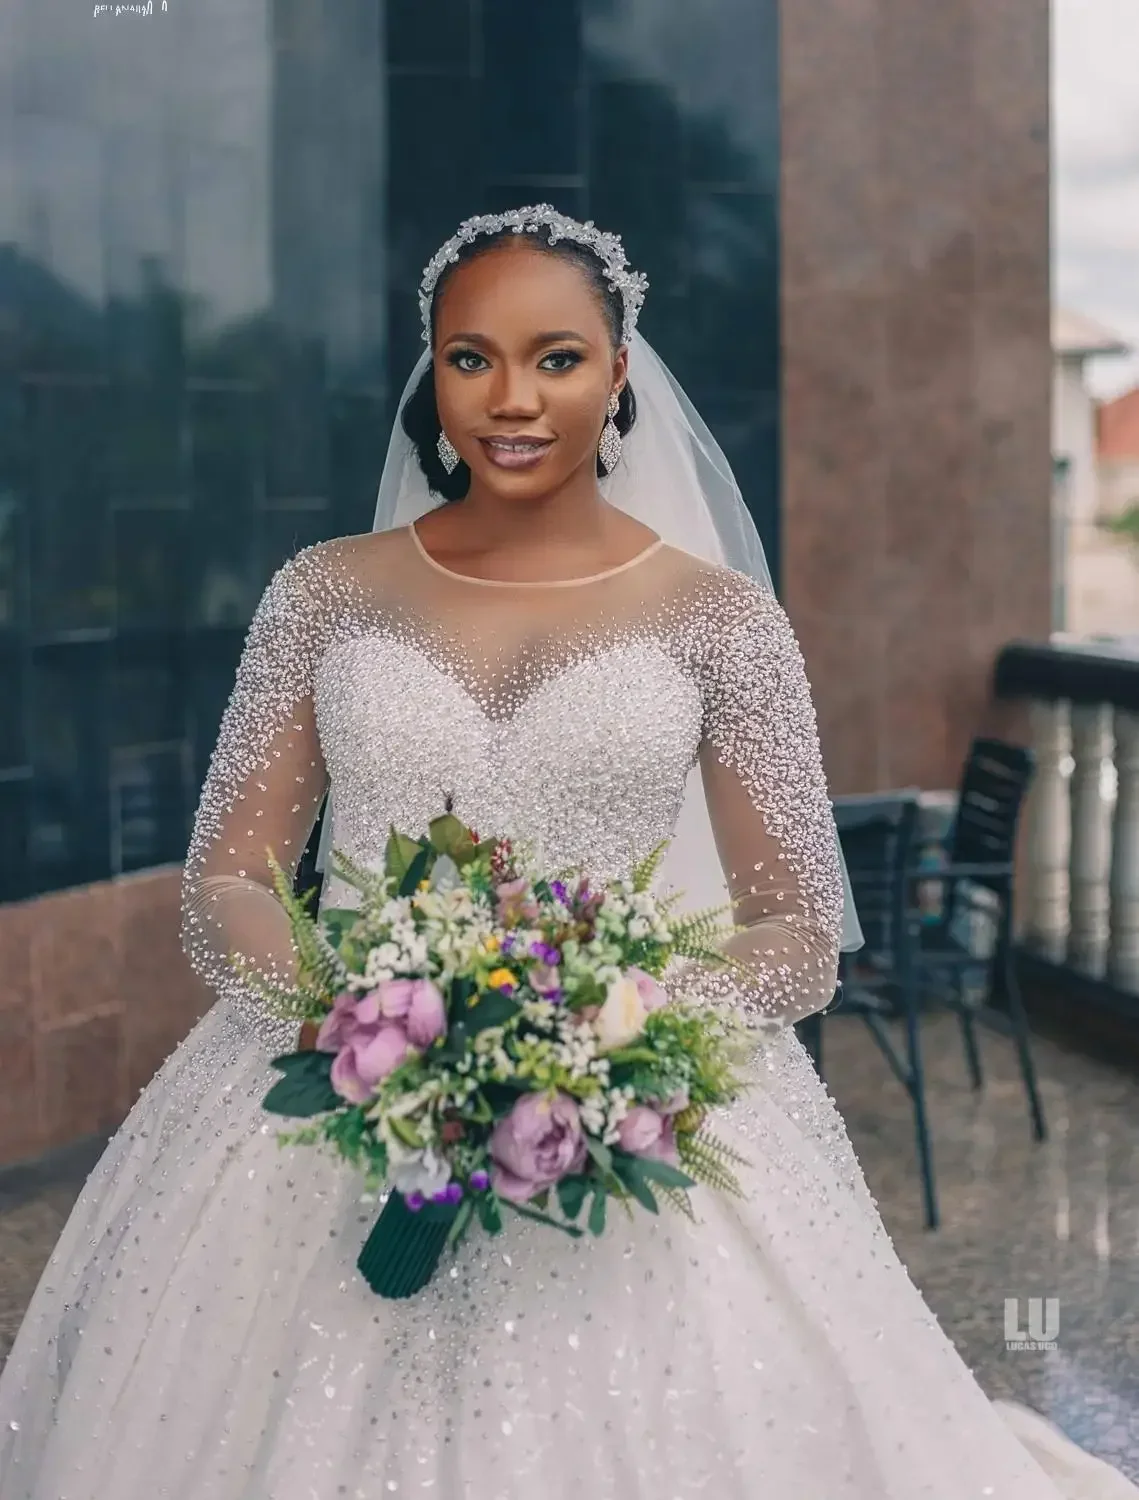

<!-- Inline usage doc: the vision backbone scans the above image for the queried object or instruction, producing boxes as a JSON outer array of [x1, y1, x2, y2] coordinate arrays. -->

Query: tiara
[[418, 204, 649, 345]]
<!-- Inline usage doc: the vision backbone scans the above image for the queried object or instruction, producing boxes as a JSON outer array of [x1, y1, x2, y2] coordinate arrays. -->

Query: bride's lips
[[478, 436, 556, 471]]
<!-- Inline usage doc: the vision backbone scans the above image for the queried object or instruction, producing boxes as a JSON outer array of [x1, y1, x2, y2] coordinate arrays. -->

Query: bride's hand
[[298, 1020, 320, 1051]]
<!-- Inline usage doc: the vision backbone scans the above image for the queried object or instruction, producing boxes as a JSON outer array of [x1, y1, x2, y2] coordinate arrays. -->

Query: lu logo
[[1003, 1297, 1060, 1345]]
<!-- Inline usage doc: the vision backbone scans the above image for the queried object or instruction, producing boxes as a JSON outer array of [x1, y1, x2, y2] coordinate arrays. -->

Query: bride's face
[[432, 243, 627, 502]]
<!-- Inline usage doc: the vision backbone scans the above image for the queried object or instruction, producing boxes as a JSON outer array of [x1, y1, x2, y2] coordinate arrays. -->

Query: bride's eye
[[539, 349, 583, 372], [446, 349, 488, 373]]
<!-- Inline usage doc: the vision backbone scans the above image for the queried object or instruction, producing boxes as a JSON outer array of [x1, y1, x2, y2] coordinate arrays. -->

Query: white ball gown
[[1, 527, 1135, 1500]]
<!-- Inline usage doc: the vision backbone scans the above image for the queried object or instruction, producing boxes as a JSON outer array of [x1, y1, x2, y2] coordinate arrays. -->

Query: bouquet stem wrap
[[356, 1192, 461, 1299]]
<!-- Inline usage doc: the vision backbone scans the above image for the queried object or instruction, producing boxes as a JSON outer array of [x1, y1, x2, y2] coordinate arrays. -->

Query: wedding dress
[[0, 524, 1134, 1499]]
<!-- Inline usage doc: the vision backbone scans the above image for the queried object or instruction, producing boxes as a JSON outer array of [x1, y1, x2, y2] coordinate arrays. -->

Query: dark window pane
[[0, 494, 27, 633], [386, 75, 485, 294], [111, 743, 193, 874], [113, 507, 189, 630], [27, 381, 114, 637], [0, 778, 30, 903], [684, 190, 778, 391], [386, 0, 470, 71], [0, 649, 26, 770], [257, 507, 333, 593], [110, 656, 185, 750], [28, 645, 111, 892], [108, 380, 187, 504], [188, 388, 263, 625], [589, 81, 685, 298], [263, 348, 330, 502], [482, 0, 583, 177]]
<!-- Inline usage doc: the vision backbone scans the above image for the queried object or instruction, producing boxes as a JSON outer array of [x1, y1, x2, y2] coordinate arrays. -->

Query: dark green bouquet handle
[[356, 1191, 461, 1299]]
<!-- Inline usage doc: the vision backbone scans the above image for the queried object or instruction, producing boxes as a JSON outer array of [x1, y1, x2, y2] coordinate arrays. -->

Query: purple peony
[[375, 977, 417, 1020], [489, 1092, 587, 1203], [495, 877, 540, 926], [315, 989, 368, 1053], [627, 966, 669, 1014], [528, 960, 562, 1000], [617, 1105, 679, 1165], [405, 978, 447, 1048], [329, 1024, 411, 1104]]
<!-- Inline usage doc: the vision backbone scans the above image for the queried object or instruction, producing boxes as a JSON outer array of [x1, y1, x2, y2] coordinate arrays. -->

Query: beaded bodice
[[181, 524, 843, 1050]]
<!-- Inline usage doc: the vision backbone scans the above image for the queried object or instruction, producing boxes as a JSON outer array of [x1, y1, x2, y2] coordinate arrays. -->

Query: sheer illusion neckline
[[407, 521, 665, 589]]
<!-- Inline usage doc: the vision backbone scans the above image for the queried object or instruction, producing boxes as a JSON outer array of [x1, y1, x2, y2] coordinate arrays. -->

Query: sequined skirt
[[0, 1000, 1096, 1499]]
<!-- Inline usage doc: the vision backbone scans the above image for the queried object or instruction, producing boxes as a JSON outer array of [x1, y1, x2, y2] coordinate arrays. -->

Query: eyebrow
[[440, 329, 590, 349]]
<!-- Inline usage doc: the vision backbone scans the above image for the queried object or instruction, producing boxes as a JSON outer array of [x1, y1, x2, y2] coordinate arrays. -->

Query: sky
[[1053, 0, 1139, 397]]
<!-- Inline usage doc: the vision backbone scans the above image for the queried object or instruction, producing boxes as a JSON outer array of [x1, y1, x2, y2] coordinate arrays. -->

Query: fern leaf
[[659, 1184, 697, 1221], [327, 848, 393, 906], [677, 1129, 749, 1198], [230, 955, 324, 1022], [266, 852, 348, 998], [630, 838, 670, 893]]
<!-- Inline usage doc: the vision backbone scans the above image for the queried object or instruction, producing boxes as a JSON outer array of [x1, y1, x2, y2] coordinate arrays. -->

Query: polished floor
[[2, 1010, 1138, 1480]]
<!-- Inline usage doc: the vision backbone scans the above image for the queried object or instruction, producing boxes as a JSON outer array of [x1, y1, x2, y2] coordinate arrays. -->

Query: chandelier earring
[[598, 391, 622, 474], [437, 430, 460, 475]]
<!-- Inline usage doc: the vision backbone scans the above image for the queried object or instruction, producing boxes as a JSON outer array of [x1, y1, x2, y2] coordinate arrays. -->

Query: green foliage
[[266, 852, 347, 1000], [263, 1051, 340, 1117], [429, 813, 479, 865], [676, 1129, 749, 1198], [383, 826, 427, 887], [231, 958, 315, 1022], [663, 900, 739, 968], [658, 1184, 697, 1221], [398, 846, 433, 897], [556, 1174, 591, 1221], [640, 1005, 746, 1106], [507, 1200, 584, 1237], [1101, 502, 1139, 553], [588, 1183, 608, 1235], [327, 848, 392, 907], [445, 1196, 476, 1250], [630, 838, 670, 894], [476, 1192, 504, 1235]]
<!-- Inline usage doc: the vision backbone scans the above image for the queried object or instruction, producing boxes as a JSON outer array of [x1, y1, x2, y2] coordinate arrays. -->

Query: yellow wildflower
[[486, 967, 517, 990], [483, 934, 500, 953]]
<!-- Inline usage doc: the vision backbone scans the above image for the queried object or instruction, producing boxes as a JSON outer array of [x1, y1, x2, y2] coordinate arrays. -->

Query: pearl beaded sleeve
[[181, 554, 330, 1024], [694, 583, 844, 1032]]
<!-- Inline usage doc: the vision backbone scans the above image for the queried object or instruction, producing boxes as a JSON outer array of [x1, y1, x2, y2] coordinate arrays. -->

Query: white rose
[[593, 974, 648, 1053], [391, 1148, 452, 1200]]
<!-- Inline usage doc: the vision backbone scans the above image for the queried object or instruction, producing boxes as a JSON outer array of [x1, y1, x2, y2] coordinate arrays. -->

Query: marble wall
[[780, 0, 1052, 793]]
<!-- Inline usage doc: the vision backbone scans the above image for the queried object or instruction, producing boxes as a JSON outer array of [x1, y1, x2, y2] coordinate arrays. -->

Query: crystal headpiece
[[418, 204, 649, 345]]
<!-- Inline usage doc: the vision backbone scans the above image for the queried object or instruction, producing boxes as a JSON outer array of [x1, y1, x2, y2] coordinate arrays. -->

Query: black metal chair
[[806, 737, 1048, 1231], [810, 795, 941, 1227], [912, 738, 1047, 1145]]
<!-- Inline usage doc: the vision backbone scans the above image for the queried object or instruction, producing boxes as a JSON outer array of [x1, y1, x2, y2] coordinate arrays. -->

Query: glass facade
[[0, 0, 779, 903]]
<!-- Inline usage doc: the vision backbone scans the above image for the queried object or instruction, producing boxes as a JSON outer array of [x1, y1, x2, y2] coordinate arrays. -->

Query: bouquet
[[245, 813, 751, 1299]]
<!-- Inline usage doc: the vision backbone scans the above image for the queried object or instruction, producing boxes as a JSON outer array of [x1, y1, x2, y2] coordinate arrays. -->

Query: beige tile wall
[[781, 0, 1052, 794], [0, 868, 212, 1169]]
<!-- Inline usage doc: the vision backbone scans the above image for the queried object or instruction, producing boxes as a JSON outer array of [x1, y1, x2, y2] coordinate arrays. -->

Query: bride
[[1, 206, 1134, 1499]]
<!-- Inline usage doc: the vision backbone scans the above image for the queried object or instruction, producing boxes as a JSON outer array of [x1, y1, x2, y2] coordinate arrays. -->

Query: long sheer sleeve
[[693, 580, 843, 1034], [181, 551, 330, 1028]]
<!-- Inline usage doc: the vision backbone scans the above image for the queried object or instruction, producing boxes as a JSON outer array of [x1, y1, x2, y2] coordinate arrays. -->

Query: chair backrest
[[947, 738, 1035, 894], [836, 796, 921, 965]]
